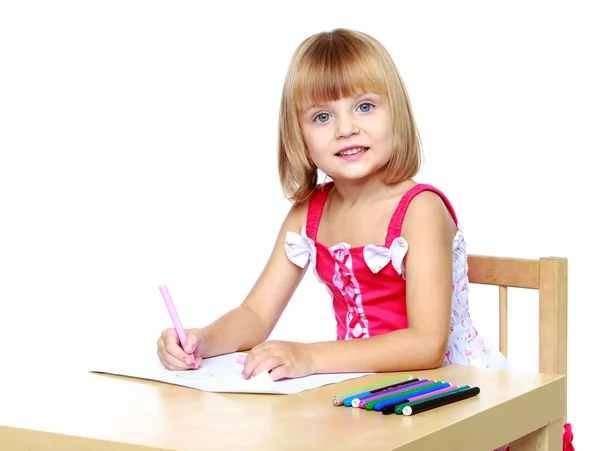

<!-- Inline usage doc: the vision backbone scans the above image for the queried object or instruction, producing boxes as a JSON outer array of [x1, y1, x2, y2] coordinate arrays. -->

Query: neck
[[329, 176, 417, 208], [328, 176, 388, 207]]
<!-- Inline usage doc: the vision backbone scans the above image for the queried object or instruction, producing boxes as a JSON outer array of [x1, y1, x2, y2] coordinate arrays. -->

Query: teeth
[[339, 147, 367, 156]]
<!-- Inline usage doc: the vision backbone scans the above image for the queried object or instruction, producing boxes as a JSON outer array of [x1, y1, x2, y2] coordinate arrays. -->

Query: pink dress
[[285, 181, 509, 368], [284, 181, 574, 450]]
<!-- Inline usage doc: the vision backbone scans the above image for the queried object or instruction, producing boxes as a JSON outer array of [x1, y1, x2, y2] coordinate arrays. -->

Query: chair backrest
[[467, 255, 568, 415]]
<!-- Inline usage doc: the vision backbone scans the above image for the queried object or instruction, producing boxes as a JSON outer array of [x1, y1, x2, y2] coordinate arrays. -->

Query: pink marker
[[236, 354, 247, 365], [159, 284, 194, 364], [409, 385, 458, 401]]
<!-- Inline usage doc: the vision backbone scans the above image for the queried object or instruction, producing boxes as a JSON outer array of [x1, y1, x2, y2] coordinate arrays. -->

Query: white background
[[1, 0, 597, 448]]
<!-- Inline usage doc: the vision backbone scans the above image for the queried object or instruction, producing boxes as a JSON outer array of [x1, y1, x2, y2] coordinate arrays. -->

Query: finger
[[268, 365, 290, 381], [252, 357, 283, 379], [246, 353, 282, 379], [161, 329, 196, 365], [241, 345, 269, 379], [161, 349, 195, 370], [183, 332, 198, 355], [157, 340, 192, 370]]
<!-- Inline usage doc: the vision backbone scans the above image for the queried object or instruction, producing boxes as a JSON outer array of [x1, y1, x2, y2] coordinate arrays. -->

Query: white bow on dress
[[363, 237, 408, 275], [284, 226, 408, 276]]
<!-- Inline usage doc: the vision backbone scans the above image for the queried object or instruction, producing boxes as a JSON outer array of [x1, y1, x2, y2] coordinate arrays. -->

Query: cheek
[[303, 130, 327, 155], [376, 120, 395, 149], [380, 118, 394, 139], [303, 128, 318, 144]]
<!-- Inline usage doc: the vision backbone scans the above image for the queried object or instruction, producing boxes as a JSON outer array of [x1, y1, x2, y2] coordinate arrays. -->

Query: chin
[[330, 171, 378, 183], [335, 164, 387, 182]]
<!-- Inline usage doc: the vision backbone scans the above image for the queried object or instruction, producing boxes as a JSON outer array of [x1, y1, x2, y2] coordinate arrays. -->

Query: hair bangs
[[292, 38, 389, 113]]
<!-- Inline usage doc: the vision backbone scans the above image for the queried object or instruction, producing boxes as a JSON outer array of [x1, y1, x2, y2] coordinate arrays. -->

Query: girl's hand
[[157, 327, 204, 370], [242, 340, 316, 381]]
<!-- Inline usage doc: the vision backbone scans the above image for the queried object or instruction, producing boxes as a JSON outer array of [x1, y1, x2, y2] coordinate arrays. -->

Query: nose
[[335, 112, 358, 139]]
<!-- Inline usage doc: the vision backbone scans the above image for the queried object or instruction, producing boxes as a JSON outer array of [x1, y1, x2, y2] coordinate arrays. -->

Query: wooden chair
[[466, 255, 568, 418]]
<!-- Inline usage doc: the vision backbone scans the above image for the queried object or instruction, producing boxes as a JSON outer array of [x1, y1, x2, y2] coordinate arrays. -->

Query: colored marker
[[351, 379, 427, 407], [333, 374, 412, 397], [159, 284, 194, 364], [361, 380, 437, 409], [332, 374, 412, 406], [379, 384, 458, 414], [349, 378, 422, 407], [408, 385, 459, 402], [374, 382, 452, 412], [350, 378, 421, 403], [359, 380, 435, 409], [364, 381, 443, 410], [395, 385, 470, 414], [363, 380, 440, 410], [236, 353, 247, 364], [401, 385, 479, 415]]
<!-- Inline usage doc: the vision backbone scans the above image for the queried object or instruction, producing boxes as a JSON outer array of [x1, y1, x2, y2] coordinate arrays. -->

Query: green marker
[[394, 385, 471, 414], [365, 381, 443, 410], [333, 374, 412, 399]]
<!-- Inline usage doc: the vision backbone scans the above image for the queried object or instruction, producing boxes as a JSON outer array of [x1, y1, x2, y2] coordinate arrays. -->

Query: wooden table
[[0, 364, 565, 451]]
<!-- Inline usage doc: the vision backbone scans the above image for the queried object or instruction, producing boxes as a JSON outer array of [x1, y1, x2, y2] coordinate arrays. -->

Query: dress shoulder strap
[[384, 184, 459, 247], [305, 181, 334, 241]]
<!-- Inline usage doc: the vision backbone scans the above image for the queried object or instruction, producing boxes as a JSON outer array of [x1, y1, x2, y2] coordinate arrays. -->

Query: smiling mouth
[[336, 147, 369, 156]]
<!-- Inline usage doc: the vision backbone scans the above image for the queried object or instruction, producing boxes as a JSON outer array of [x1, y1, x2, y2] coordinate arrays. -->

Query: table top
[[0, 364, 565, 451]]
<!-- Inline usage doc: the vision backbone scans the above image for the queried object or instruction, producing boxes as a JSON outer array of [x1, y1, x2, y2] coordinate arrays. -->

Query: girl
[[157, 28, 509, 377], [156, 29, 572, 449]]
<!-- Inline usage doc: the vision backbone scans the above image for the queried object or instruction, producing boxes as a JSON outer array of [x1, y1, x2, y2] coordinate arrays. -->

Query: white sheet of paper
[[90, 352, 371, 394]]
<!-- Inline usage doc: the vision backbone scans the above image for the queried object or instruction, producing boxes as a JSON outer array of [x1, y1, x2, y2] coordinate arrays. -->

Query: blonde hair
[[277, 28, 422, 203]]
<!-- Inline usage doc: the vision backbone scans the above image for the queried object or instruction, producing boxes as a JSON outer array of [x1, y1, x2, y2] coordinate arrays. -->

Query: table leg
[[511, 418, 563, 451]]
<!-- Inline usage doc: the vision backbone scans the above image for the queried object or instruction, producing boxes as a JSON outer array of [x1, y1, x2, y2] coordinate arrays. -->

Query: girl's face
[[300, 92, 394, 183]]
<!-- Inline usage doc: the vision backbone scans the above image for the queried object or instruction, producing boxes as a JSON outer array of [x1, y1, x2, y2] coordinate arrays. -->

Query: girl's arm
[[307, 190, 455, 373], [197, 201, 309, 358]]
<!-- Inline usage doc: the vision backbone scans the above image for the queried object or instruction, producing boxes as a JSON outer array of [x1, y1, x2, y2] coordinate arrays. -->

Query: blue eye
[[315, 112, 331, 123], [358, 102, 373, 112]]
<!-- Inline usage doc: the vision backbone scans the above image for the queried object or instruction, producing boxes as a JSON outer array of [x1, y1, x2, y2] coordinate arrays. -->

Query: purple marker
[[350, 378, 428, 408], [358, 379, 435, 408]]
